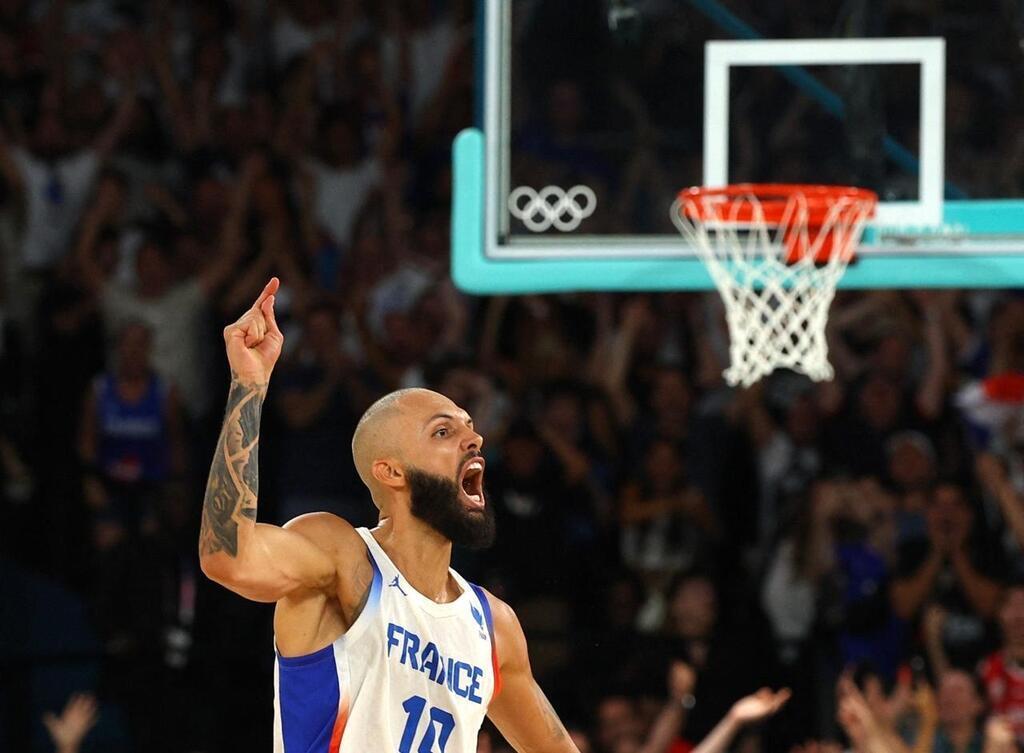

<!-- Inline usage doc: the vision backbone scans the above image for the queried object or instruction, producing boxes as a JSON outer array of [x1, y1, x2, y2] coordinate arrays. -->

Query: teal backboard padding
[[452, 128, 1024, 293]]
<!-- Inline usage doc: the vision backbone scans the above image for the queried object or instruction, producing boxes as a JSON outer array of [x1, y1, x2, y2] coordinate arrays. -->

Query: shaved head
[[351, 388, 450, 498], [350, 387, 493, 547]]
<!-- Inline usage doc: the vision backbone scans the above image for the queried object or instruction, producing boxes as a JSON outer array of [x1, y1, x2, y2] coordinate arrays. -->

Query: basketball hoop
[[671, 184, 877, 387]]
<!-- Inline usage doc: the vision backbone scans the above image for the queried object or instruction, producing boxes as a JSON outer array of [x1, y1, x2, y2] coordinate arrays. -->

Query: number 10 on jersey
[[400, 695, 456, 753]]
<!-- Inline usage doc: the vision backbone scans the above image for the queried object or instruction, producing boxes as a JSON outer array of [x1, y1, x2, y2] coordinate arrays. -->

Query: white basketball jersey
[[273, 527, 501, 753]]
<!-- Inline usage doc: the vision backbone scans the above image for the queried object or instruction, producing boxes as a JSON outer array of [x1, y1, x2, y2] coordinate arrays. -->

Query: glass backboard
[[452, 0, 1024, 292]]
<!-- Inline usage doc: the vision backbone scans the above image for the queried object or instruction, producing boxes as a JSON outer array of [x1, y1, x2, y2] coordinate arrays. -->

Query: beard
[[406, 467, 496, 550]]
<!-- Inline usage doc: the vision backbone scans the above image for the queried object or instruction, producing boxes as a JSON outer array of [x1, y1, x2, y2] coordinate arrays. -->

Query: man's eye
[[434, 427, 448, 437]]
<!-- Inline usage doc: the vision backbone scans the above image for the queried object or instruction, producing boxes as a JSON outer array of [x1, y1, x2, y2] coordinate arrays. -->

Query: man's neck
[[372, 517, 457, 603]]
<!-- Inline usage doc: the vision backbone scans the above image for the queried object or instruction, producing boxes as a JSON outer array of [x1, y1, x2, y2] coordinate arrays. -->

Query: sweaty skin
[[199, 279, 580, 752]]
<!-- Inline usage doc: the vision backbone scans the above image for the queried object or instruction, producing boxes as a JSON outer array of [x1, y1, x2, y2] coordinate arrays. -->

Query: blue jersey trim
[[367, 551, 383, 608], [278, 642, 335, 667], [468, 582, 502, 698], [275, 552, 383, 752], [468, 583, 495, 639], [278, 641, 340, 753]]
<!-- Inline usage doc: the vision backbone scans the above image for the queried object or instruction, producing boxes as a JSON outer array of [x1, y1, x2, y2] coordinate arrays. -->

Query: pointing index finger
[[253, 277, 280, 310]]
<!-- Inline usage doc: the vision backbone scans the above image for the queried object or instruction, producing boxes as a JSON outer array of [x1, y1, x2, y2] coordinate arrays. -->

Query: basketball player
[[199, 278, 581, 752]]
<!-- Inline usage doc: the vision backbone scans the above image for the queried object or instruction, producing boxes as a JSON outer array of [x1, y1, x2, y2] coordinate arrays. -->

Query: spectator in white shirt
[[74, 156, 258, 421], [0, 80, 136, 271]]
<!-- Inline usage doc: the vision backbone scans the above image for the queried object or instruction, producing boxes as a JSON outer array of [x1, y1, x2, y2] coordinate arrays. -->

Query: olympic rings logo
[[508, 185, 597, 232]]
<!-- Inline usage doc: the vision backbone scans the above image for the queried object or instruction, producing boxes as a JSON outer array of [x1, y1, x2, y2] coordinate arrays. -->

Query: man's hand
[[224, 278, 284, 385], [983, 716, 1017, 753], [694, 687, 791, 753], [835, 675, 913, 753], [43, 693, 99, 753], [727, 688, 792, 725], [836, 685, 874, 746]]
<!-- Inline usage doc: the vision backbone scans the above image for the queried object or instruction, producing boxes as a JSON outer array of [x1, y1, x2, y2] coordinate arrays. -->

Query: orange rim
[[678, 183, 878, 226]]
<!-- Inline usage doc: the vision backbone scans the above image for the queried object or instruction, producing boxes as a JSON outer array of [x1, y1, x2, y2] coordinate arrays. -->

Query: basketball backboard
[[452, 0, 1024, 292]]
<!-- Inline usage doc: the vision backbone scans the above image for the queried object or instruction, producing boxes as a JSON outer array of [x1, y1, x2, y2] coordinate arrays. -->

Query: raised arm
[[921, 604, 951, 681], [950, 545, 1002, 619], [635, 662, 696, 753], [890, 562, 942, 622], [198, 278, 337, 602], [590, 298, 649, 428], [148, 27, 196, 151], [73, 179, 123, 294], [93, 86, 137, 160], [890, 545, 944, 621], [836, 676, 910, 753], [692, 688, 791, 753], [912, 292, 948, 421], [977, 452, 1024, 554], [486, 594, 580, 753], [197, 153, 264, 299]]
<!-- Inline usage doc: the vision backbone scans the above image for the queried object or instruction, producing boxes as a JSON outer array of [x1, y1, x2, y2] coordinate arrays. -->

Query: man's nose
[[462, 430, 483, 452]]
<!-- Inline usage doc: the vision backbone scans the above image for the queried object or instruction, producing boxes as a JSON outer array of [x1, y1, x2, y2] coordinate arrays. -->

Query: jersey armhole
[[336, 547, 384, 646], [469, 583, 503, 701]]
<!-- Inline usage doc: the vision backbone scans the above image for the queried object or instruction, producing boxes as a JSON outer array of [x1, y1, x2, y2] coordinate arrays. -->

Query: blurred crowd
[[3, 1, 1024, 753]]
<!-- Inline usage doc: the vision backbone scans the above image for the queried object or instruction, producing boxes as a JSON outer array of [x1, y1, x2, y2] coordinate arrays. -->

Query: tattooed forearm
[[537, 686, 569, 741], [199, 377, 267, 558]]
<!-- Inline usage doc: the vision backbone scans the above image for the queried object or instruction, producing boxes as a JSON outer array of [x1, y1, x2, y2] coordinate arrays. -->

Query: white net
[[671, 187, 875, 387]]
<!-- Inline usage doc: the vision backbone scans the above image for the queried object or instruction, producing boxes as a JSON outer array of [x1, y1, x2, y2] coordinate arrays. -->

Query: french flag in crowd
[[957, 373, 1024, 448]]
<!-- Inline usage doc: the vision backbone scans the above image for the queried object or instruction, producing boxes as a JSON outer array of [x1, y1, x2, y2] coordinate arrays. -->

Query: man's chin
[[406, 467, 495, 549]]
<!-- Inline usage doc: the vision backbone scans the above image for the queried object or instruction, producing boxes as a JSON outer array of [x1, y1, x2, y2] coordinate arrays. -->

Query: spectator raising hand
[[892, 482, 1004, 668], [43, 693, 99, 753], [692, 687, 792, 753], [836, 675, 910, 753], [627, 662, 698, 753]]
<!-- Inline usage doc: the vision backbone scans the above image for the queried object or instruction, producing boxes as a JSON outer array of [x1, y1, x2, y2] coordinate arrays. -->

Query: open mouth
[[458, 457, 486, 509]]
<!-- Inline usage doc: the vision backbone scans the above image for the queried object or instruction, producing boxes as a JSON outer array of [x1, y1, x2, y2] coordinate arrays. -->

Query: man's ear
[[371, 458, 404, 490]]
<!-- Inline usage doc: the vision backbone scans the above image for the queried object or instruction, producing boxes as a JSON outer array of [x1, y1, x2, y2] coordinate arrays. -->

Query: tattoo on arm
[[199, 377, 267, 557], [536, 685, 568, 741]]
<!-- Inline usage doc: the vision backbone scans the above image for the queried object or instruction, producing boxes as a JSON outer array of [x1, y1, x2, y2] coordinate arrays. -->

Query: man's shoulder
[[282, 512, 368, 565], [282, 512, 378, 581]]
